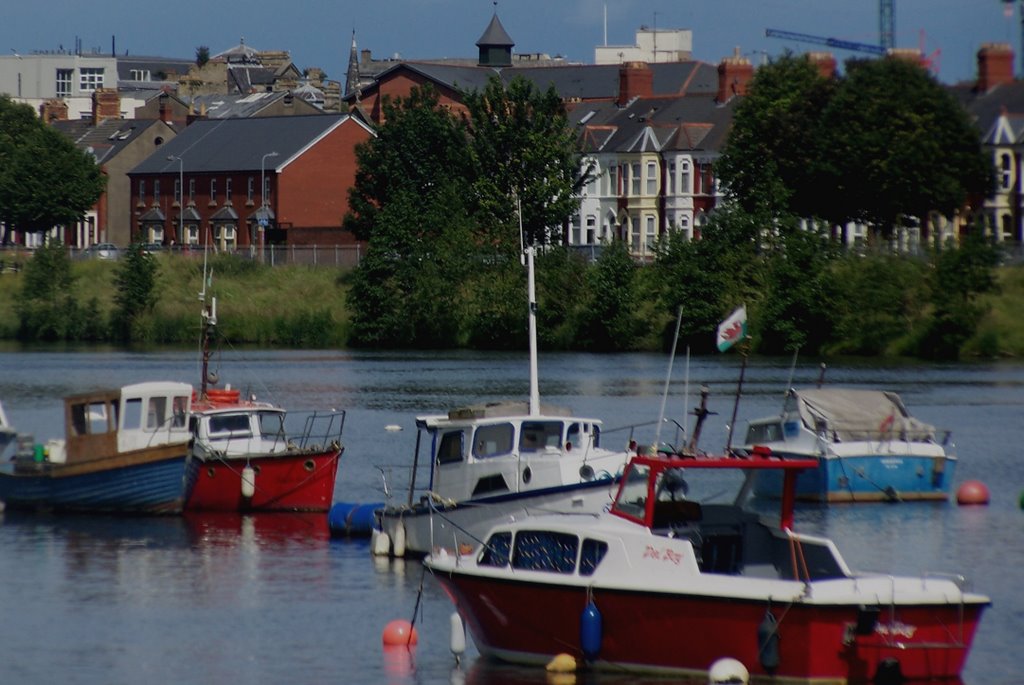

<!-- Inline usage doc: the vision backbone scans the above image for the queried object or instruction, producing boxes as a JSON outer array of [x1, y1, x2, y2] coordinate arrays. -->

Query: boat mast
[[519, 195, 540, 417]]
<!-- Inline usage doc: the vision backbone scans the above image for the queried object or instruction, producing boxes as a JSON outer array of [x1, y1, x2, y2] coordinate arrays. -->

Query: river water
[[0, 346, 1020, 684]]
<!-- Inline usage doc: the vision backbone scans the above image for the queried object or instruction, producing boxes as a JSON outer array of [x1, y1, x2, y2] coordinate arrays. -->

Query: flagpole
[[725, 344, 748, 453]]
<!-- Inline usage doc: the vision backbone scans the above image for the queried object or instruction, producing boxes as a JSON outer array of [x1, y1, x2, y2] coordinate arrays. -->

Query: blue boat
[[739, 387, 955, 503], [0, 382, 196, 514]]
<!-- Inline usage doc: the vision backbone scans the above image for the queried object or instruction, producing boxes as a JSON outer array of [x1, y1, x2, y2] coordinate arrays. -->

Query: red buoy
[[382, 619, 419, 646], [956, 480, 990, 506]]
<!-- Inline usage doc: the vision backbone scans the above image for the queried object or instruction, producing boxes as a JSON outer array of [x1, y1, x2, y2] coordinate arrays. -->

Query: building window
[[570, 215, 581, 244], [1001, 153, 1012, 190], [186, 225, 199, 245], [263, 176, 271, 202], [631, 163, 641, 196], [668, 161, 676, 195], [608, 166, 618, 196], [148, 226, 164, 243], [174, 178, 181, 205], [153, 179, 160, 204], [210, 178, 217, 203], [129, 69, 151, 81], [680, 160, 691, 194], [56, 69, 72, 97], [585, 215, 596, 244], [646, 161, 657, 195], [215, 224, 236, 251], [630, 215, 640, 252], [247, 177, 255, 203], [79, 67, 104, 91], [645, 215, 656, 251], [137, 180, 145, 206], [225, 178, 232, 203], [188, 179, 195, 204]]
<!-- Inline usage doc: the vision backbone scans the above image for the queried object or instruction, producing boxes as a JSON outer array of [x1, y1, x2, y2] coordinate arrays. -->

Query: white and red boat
[[184, 294, 344, 513], [425, 452, 989, 683]]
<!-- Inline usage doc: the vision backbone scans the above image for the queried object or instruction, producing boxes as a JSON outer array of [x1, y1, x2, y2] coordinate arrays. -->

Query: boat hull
[[185, 448, 341, 512], [435, 572, 985, 682], [752, 453, 955, 503], [379, 478, 618, 556], [0, 447, 194, 514]]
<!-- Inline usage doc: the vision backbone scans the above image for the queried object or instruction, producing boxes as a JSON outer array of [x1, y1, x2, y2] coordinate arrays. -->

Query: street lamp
[[259, 151, 279, 261], [167, 155, 184, 247]]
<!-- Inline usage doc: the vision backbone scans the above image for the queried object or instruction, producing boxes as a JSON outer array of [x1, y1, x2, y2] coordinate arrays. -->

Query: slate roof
[[955, 80, 1024, 142], [476, 14, 514, 48], [186, 91, 320, 118], [569, 94, 737, 155], [349, 60, 720, 104], [130, 114, 368, 175], [52, 118, 169, 165]]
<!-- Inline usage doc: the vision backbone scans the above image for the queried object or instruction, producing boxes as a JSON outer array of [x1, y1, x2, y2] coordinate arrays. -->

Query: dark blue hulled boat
[[0, 382, 196, 514], [740, 387, 955, 503]]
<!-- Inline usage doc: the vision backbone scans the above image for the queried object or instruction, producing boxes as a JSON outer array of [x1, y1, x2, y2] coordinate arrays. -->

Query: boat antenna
[[654, 306, 683, 452], [198, 231, 216, 401], [816, 362, 827, 388], [681, 344, 690, 447], [517, 193, 540, 416]]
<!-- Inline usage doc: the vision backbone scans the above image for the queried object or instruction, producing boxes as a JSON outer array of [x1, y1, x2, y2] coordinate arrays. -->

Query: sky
[[2, 0, 1018, 86]]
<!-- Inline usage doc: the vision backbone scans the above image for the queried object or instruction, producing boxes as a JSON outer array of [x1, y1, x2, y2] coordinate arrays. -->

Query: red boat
[[425, 452, 988, 683], [184, 291, 344, 513]]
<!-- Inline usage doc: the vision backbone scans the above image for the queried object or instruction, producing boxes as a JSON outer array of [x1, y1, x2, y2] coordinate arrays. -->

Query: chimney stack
[[977, 43, 1014, 92], [618, 61, 653, 106], [39, 98, 69, 123], [807, 51, 837, 80], [158, 90, 172, 124], [717, 48, 754, 103], [91, 87, 120, 126]]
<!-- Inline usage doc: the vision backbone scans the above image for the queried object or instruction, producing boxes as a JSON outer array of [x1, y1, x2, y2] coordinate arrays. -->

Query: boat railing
[[197, 409, 345, 456]]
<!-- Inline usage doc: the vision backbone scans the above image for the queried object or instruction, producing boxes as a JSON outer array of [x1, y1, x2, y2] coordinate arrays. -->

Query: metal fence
[[0, 244, 364, 270]]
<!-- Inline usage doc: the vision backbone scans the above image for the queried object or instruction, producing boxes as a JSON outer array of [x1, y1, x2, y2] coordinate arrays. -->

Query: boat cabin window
[[123, 398, 143, 430], [471, 424, 513, 459], [209, 413, 253, 437], [511, 530, 578, 574], [172, 396, 188, 428], [479, 532, 512, 567], [519, 421, 563, 452], [71, 400, 116, 436], [566, 422, 601, 449], [611, 463, 651, 521], [745, 421, 783, 445], [437, 430, 465, 464], [257, 411, 286, 439], [147, 397, 167, 430], [579, 538, 608, 576]]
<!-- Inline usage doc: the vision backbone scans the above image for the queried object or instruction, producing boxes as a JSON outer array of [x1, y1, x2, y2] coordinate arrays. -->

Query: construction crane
[[764, 28, 886, 55]]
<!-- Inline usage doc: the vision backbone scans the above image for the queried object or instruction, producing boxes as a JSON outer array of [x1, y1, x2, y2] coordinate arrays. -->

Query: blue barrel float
[[328, 501, 384, 537]]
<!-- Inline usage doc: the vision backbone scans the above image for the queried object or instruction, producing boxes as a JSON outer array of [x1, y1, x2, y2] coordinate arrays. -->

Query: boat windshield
[[519, 421, 563, 452], [257, 411, 286, 440], [611, 462, 651, 521]]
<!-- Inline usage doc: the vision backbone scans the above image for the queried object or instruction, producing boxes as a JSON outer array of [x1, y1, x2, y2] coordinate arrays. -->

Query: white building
[[0, 52, 121, 119], [595, 28, 693, 65]]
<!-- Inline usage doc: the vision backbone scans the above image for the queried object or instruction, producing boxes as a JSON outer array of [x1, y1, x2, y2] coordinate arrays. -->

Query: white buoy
[[371, 528, 391, 557], [240, 465, 256, 498], [708, 657, 749, 684], [392, 522, 407, 557], [449, 612, 466, 662], [385, 424, 403, 432]]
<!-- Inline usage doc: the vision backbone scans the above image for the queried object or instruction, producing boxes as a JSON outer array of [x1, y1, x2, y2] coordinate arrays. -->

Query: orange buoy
[[956, 480, 990, 506], [382, 619, 418, 646]]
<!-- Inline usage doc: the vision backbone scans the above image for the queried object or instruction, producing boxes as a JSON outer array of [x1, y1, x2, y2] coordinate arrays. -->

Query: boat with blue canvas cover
[[0, 382, 196, 514], [739, 387, 955, 502]]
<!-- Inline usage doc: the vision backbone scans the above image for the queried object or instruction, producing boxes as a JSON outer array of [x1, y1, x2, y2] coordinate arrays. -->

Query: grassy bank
[[2, 253, 1024, 357], [0, 254, 352, 347]]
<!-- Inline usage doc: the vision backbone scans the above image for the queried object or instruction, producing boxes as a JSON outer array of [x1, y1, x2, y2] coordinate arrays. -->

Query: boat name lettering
[[642, 545, 683, 565], [875, 621, 916, 639]]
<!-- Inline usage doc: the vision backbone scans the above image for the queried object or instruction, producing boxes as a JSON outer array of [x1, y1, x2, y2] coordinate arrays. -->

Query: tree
[[195, 46, 210, 67], [462, 76, 586, 247], [110, 244, 159, 342], [821, 58, 993, 237], [344, 85, 471, 243], [0, 96, 105, 237], [15, 241, 102, 341]]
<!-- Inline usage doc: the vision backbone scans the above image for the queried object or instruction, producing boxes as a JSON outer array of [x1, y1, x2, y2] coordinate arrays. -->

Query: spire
[[476, 11, 514, 67], [345, 29, 360, 98]]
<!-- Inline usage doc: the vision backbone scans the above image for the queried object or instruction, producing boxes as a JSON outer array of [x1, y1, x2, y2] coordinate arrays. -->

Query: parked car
[[83, 243, 120, 260], [141, 243, 165, 255]]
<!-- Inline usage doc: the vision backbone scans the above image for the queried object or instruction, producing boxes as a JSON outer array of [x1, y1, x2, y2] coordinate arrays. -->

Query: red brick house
[[128, 114, 374, 249]]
